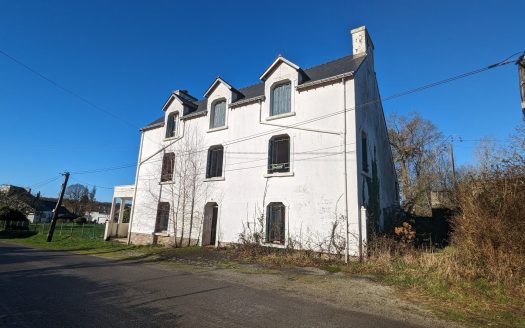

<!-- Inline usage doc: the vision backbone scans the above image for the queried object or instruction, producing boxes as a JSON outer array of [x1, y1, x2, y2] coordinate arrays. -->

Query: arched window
[[165, 112, 179, 138], [206, 145, 224, 178], [266, 202, 285, 244], [210, 100, 226, 129], [270, 81, 291, 116], [268, 135, 290, 174]]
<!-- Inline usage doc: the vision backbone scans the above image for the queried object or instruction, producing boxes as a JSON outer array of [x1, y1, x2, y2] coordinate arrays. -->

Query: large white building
[[107, 26, 398, 257]]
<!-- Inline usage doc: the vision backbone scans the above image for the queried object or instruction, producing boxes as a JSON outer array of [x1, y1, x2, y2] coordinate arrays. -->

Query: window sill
[[264, 172, 294, 178], [207, 126, 228, 133], [203, 177, 225, 182], [263, 242, 286, 248], [266, 112, 296, 121], [154, 232, 169, 237], [159, 181, 173, 185], [163, 136, 180, 142]]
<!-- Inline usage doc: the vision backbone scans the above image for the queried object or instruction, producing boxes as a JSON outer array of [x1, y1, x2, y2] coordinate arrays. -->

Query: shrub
[[0, 206, 29, 230], [450, 168, 525, 289], [74, 217, 87, 225], [0, 206, 28, 222]]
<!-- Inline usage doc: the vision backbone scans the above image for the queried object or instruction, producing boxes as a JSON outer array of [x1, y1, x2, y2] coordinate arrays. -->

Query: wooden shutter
[[155, 202, 170, 232], [161, 153, 175, 182]]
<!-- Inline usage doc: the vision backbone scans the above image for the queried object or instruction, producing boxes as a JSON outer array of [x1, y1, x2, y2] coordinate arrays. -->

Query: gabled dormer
[[162, 90, 197, 140], [204, 77, 241, 131], [260, 55, 305, 120]]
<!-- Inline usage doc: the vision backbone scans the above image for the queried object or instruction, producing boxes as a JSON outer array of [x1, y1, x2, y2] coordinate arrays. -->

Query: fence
[[1, 221, 106, 240]]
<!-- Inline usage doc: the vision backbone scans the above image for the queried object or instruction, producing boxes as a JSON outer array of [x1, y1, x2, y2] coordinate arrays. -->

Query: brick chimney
[[351, 26, 374, 56]]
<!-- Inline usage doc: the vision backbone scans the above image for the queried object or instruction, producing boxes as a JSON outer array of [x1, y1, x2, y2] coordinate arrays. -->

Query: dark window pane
[[268, 135, 290, 173], [155, 202, 170, 232], [161, 152, 175, 182], [362, 133, 368, 172], [266, 203, 285, 244], [206, 146, 224, 178]]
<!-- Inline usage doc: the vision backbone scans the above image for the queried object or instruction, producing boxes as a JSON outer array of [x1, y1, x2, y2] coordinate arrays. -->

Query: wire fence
[[0, 220, 106, 240]]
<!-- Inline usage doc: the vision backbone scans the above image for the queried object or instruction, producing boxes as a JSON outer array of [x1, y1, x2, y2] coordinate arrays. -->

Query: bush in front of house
[[74, 217, 87, 225], [0, 206, 29, 230]]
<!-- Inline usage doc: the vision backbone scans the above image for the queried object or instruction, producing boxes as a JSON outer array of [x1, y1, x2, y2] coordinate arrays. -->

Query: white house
[[107, 26, 398, 257]]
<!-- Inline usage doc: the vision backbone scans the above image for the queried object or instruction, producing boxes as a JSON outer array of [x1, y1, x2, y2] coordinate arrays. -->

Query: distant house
[[0, 184, 75, 222], [85, 201, 112, 223], [85, 211, 109, 224]]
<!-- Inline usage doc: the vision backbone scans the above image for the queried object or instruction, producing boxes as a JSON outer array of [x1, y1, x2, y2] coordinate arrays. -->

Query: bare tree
[[387, 112, 450, 215], [63, 183, 89, 216]]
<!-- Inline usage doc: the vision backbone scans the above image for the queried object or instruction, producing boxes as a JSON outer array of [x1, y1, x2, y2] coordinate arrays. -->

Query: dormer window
[[166, 112, 179, 138], [270, 82, 291, 116], [210, 100, 226, 129]]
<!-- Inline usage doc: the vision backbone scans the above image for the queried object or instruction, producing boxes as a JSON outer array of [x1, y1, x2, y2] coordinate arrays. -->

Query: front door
[[210, 205, 218, 245]]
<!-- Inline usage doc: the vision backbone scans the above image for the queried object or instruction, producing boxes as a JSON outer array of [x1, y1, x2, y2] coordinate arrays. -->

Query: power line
[[0, 49, 142, 131], [6, 49, 520, 179]]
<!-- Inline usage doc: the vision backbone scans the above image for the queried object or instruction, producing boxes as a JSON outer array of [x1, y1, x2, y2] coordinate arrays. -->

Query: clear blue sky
[[1, 0, 523, 201]]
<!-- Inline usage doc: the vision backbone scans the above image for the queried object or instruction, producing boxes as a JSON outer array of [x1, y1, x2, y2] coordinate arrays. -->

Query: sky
[[0, 0, 523, 202]]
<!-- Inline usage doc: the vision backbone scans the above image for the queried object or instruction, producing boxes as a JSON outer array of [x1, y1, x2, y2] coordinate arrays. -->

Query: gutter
[[297, 72, 354, 91]]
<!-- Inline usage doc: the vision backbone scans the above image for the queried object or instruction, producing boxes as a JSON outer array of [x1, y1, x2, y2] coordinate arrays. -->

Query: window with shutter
[[266, 202, 285, 244], [161, 152, 175, 182], [268, 135, 290, 174], [210, 100, 226, 129], [155, 202, 170, 232], [206, 145, 224, 178], [270, 82, 291, 116]]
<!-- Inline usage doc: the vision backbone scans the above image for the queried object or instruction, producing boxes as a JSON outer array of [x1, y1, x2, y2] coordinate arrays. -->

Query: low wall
[[129, 232, 198, 247]]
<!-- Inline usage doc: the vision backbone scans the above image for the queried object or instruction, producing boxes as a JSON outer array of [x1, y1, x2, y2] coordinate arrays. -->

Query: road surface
[[0, 242, 425, 328]]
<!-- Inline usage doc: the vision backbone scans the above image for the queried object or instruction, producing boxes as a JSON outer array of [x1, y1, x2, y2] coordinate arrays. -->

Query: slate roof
[[142, 53, 366, 130]]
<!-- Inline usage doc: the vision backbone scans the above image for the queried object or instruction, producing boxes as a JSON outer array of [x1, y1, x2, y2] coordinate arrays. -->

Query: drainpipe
[[127, 120, 186, 245], [342, 77, 350, 264], [127, 132, 144, 245]]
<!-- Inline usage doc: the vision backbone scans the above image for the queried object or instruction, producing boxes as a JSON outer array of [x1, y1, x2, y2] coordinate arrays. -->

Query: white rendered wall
[[130, 56, 395, 255]]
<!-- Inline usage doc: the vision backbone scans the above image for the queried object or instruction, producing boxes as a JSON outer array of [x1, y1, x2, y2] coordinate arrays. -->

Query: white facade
[[117, 26, 398, 256]]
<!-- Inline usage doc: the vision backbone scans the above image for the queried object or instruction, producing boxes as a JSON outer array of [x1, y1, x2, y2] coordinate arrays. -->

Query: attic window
[[210, 100, 226, 129], [271, 82, 291, 116], [166, 112, 178, 138]]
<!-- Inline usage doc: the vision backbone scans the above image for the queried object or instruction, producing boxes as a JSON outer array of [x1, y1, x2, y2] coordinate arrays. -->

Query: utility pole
[[449, 143, 456, 186], [46, 172, 70, 242], [517, 54, 525, 119]]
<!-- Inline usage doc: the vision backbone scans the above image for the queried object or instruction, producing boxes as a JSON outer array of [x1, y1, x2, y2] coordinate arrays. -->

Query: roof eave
[[296, 71, 354, 91]]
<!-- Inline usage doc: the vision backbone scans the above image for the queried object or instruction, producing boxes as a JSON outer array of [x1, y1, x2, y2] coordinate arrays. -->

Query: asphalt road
[[0, 242, 424, 328]]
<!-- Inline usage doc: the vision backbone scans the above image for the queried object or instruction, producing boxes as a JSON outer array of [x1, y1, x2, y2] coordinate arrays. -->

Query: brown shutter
[[161, 153, 175, 182]]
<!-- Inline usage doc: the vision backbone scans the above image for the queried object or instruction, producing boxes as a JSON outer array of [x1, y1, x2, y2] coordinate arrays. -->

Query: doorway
[[203, 202, 218, 246]]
